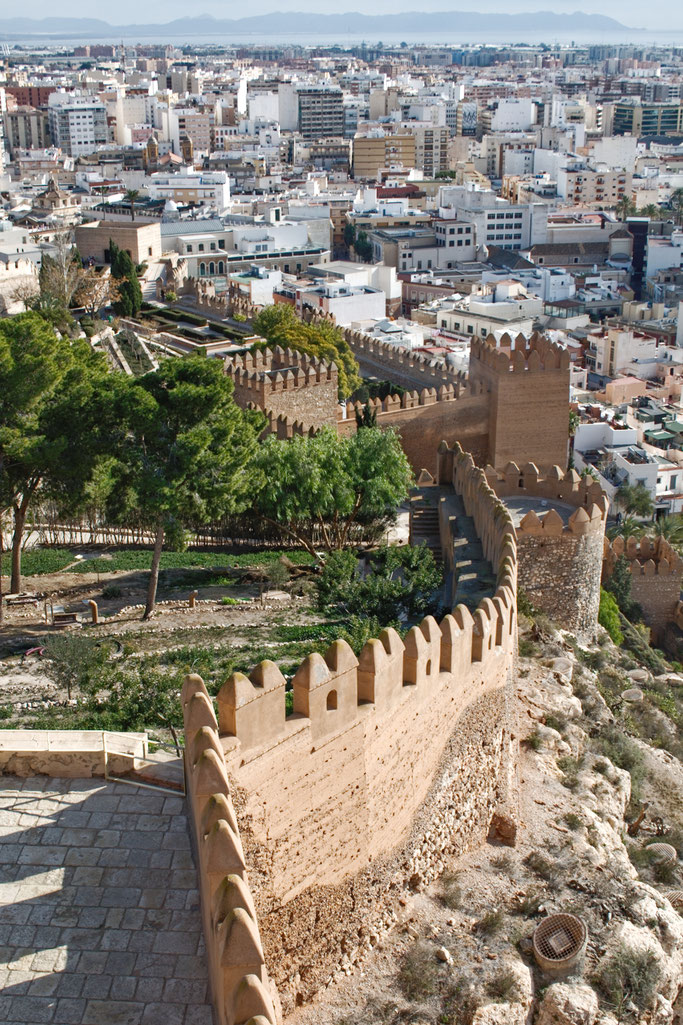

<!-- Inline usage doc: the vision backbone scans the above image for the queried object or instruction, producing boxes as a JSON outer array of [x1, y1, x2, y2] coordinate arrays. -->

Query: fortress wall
[[469, 331, 571, 472], [481, 460, 609, 636], [339, 384, 491, 474], [342, 328, 466, 391], [182, 677, 281, 1025], [604, 535, 683, 639], [185, 441, 517, 1012], [225, 346, 339, 430]]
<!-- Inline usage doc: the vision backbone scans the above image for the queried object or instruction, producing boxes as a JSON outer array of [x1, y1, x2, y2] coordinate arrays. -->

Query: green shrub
[[517, 589, 536, 618], [524, 730, 542, 751], [598, 588, 623, 644], [101, 584, 122, 599], [594, 944, 660, 1013], [564, 812, 582, 831]]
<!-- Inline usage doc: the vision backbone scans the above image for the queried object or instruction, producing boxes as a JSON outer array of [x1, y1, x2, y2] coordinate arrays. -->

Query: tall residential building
[[47, 93, 108, 156], [352, 132, 417, 179], [3, 107, 51, 156], [610, 101, 683, 137], [406, 123, 449, 178], [297, 87, 344, 141]]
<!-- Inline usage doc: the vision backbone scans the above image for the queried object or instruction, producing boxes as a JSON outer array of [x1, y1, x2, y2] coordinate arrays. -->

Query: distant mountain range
[[0, 11, 636, 39]]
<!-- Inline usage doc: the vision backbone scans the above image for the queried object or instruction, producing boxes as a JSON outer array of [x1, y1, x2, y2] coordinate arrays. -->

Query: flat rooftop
[[503, 496, 577, 527], [0, 776, 212, 1025]]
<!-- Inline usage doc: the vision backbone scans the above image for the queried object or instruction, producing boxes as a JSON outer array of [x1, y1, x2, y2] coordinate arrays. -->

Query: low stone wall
[[0, 730, 147, 778]]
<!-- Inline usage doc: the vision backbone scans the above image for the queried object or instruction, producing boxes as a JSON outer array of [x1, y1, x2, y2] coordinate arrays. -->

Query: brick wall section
[[603, 535, 683, 641], [225, 346, 339, 430], [468, 332, 570, 473], [338, 384, 491, 474], [184, 443, 518, 1014], [74, 221, 162, 265]]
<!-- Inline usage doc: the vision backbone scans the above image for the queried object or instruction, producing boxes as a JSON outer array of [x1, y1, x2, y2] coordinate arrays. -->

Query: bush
[[439, 871, 462, 910], [564, 812, 582, 831], [486, 971, 519, 1002], [594, 944, 660, 1013], [524, 730, 542, 751], [101, 584, 122, 599], [517, 589, 536, 618], [398, 940, 438, 999], [476, 909, 504, 935], [317, 544, 440, 623], [598, 588, 623, 644]]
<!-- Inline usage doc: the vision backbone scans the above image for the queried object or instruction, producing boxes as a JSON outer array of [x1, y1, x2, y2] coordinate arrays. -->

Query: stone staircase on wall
[[409, 488, 442, 565], [448, 491, 497, 612]]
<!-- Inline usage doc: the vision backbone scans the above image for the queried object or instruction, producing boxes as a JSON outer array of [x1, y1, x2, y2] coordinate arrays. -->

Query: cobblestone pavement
[[0, 776, 214, 1025]]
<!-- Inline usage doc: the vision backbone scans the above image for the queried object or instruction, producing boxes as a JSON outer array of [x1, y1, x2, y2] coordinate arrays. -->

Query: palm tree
[[615, 195, 636, 222], [652, 514, 683, 549], [616, 481, 655, 519], [124, 189, 140, 222], [607, 516, 643, 541], [670, 188, 683, 227], [640, 204, 662, 219]]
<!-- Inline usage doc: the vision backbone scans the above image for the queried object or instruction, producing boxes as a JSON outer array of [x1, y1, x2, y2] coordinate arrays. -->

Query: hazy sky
[[7, 0, 677, 28]]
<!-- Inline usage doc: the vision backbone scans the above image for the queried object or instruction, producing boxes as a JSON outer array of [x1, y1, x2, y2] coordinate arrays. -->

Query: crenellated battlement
[[482, 461, 609, 536], [470, 330, 570, 375], [182, 440, 518, 1013], [342, 327, 467, 391], [182, 674, 281, 1025], [225, 346, 339, 430], [603, 534, 683, 578], [436, 451, 609, 637]]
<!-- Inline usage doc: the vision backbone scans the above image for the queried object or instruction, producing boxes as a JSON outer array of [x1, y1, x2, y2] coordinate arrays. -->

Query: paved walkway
[[0, 776, 213, 1025]]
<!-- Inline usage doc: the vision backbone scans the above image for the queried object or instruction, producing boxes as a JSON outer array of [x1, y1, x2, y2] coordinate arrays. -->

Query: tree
[[605, 554, 641, 621], [640, 204, 663, 219], [106, 356, 263, 619], [616, 481, 654, 519], [74, 266, 117, 317], [598, 587, 623, 645], [124, 189, 140, 222], [343, 222, 356, 251], [109, 240, 142, 317], [652, 513, 683, 549], [0, 313, 110, 593], [354, 230, 373, 262], [615, 196, 636, 221], [670, 188, 683, 226], [252, 303, 361, 397], [39, 232, 82, 308], [252, 426, 413, 557]]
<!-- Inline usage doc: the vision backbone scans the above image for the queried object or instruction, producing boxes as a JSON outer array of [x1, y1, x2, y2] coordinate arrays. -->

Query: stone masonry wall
[[225, 346, 339, 430], [458, 457, 609, 637], [604, 535, 683, 641]]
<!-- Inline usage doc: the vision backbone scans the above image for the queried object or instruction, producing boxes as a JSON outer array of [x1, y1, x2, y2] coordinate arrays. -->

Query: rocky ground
[[289, 617, 683, 1025]]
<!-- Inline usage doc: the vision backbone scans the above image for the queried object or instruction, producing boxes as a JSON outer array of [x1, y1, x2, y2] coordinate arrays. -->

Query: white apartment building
[[47, 93, 109, 157], [434, 280, 542, 339], [146, 170, 230, 211], [438, 182, 547, 251], [646, 231, 683, 280]]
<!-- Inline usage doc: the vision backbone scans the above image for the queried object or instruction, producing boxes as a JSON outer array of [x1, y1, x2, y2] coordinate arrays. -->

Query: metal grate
[[644, 843, 678, 867], [664, 891, 683, 912], [533, 914, 587, 971]]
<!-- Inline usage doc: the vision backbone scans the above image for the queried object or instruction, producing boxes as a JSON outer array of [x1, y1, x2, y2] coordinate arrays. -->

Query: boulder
[[536, 982, 598, 1025]]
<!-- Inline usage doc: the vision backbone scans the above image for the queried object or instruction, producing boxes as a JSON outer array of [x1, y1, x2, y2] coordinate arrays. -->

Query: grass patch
[[475, 909, 504, 935], [5, 548, 75, 576], [67, 548, 314, 574], [564, 812, 583, 831], [486, 971, 519, 1002], [439, 871, 463, 910], [524, 851, 561, 887]]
